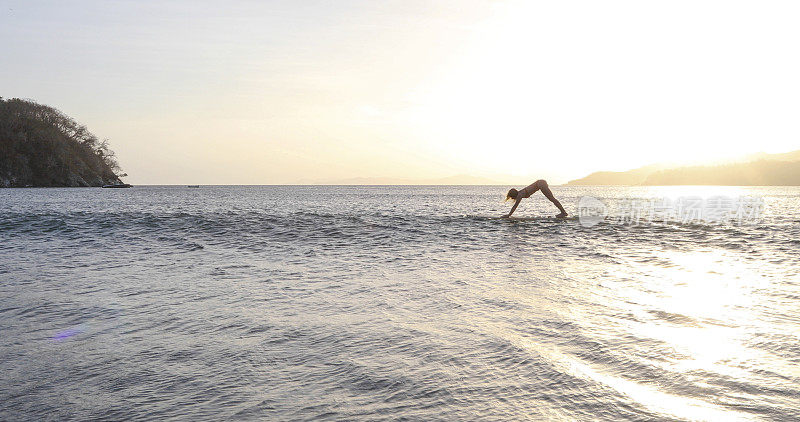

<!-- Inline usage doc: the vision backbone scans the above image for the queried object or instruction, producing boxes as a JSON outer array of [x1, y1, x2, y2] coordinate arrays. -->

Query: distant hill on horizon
[[304, 174, 508, 185], [568, 150, 800, 186]]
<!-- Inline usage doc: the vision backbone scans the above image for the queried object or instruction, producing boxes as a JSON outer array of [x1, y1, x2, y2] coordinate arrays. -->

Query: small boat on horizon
[[102, 183, 132, 188], [188, 185, 200, 188]]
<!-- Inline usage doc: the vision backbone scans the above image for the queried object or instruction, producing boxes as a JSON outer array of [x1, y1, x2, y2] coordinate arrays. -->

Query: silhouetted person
[[504, 180, 567, 218]]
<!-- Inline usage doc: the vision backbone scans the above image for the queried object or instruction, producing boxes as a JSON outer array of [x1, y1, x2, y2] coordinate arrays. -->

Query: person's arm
[[504, 194, 523, 218]]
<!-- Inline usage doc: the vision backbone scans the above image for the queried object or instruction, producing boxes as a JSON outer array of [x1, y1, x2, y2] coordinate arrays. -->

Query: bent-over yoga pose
[[504, 179, 567, 218]]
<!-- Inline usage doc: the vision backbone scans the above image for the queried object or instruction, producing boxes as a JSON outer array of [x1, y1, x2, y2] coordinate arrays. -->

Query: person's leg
[[537, 180, 567, 216]]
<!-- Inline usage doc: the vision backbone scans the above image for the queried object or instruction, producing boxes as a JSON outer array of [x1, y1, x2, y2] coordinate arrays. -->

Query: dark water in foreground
[[1, 185, 799, 421]]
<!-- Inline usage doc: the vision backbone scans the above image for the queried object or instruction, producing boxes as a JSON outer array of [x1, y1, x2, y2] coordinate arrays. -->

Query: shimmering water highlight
[[1, 185, 798, 420]]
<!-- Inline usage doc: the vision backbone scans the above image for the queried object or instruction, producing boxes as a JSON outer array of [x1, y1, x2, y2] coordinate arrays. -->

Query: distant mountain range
[[305, 174, 506, 185], [568, 150, 800, 186]]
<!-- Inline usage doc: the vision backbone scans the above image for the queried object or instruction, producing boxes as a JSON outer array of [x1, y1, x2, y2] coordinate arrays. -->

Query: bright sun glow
[[399, 0, 800, 182]]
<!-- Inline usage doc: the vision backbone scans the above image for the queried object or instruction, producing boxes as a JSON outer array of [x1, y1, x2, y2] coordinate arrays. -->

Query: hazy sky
[[2, 0, 799, 184]]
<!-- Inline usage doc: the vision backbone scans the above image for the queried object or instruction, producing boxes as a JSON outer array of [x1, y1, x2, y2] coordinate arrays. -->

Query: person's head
[[506, 188, 518, 201]]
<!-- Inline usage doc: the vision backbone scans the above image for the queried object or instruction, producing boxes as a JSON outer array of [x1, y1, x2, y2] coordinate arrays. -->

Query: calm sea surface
[[1, 185, 798, 421]]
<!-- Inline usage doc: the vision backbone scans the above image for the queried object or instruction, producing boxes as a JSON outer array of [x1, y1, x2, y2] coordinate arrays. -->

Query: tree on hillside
[[0, 97, 125, 187]]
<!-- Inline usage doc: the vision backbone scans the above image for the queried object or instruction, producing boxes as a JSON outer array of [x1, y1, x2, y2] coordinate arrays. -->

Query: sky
[[2, 0, 799, 184]]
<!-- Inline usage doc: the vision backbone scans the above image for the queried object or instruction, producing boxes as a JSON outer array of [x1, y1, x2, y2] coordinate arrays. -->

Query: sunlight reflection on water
[[1, 186, 798, 420]]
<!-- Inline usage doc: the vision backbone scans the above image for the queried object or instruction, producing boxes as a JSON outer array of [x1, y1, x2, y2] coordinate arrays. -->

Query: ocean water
[[1, 185, 798, 421]]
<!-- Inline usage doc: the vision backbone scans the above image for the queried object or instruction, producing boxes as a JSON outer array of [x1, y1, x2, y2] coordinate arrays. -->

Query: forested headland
[[0, 97, 125, 187]]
